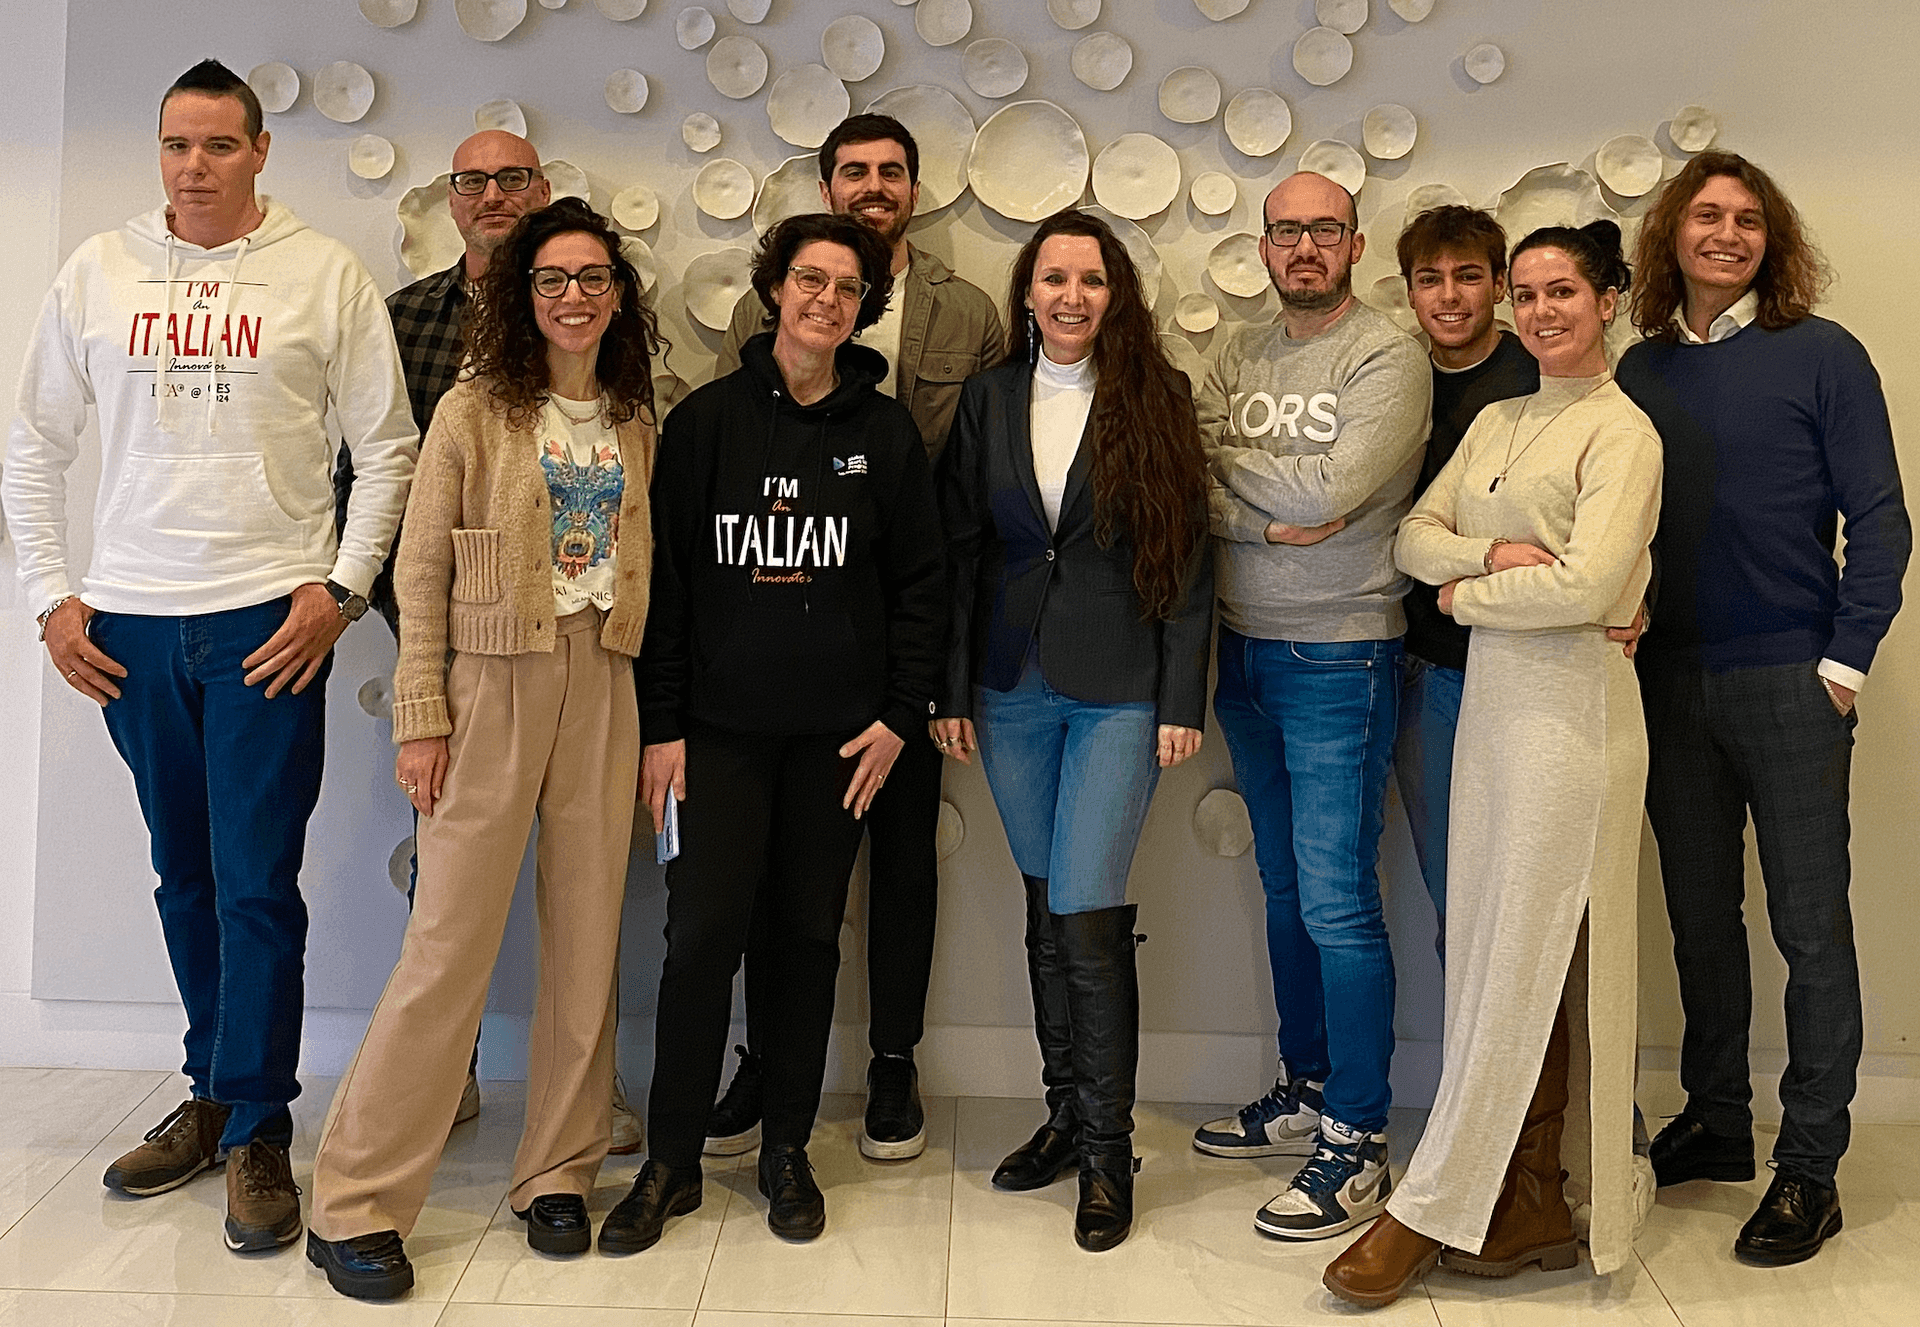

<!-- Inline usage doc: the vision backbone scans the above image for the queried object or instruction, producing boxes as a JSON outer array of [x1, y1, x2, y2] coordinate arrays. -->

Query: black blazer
[[936, 359, 1214, 730]]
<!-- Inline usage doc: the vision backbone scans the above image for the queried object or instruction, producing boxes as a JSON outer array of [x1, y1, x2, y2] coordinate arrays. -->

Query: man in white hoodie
[[2, 60, 416, 1254]]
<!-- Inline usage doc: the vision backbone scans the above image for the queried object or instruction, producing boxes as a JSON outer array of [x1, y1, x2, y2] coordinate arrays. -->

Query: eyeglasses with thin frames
[[451, 167, 541, 196], [1262, 220, 1355, 248], [787, 265, 870, 303], [530, 265, 615, 299]]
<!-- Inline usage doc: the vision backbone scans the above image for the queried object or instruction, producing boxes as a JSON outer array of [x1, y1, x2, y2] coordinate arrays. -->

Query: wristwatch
[[324, 579, 369, 623]]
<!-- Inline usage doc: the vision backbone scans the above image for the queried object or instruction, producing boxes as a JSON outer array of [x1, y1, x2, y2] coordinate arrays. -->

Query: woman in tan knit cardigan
[[307, 199, 664, 1301]]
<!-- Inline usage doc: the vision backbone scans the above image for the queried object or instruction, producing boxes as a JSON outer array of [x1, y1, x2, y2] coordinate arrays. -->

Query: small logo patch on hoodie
[[832, 454, 868, 476]]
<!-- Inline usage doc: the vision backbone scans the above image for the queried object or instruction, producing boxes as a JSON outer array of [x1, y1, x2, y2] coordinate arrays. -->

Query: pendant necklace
[[1489, 376, 1610, 493], [551, 392, 602, 426]]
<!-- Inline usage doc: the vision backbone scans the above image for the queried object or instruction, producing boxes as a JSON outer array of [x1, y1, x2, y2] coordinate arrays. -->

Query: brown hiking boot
[[224, 1139, 303, 1252], [102, 1097, 230, 1196]]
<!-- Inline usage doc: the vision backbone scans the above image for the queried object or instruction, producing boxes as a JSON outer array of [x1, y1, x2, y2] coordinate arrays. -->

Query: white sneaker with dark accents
[[1193, 1074, 1325, 1158], [1253, 1117, 1391, 1241]]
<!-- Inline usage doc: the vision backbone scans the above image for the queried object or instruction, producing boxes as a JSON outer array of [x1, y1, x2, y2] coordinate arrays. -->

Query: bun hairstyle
[[1511, 219, 1632, 297]]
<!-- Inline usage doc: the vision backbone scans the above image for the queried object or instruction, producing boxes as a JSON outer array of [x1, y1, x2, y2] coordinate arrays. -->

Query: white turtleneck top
[[1030, 350, 1095, 530]]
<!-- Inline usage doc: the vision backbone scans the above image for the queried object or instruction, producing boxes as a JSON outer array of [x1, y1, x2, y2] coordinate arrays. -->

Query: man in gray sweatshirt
[[1191, 171, 1430, 1243]]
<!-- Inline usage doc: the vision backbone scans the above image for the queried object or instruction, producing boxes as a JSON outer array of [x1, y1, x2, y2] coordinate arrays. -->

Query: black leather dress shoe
[[758, 1142, 826, 1240], [1650, 1111, 1755, 1186], [992, 1119, 1080, 1191], [307, 1230, 414, 1300], [514, 1192, 591, 1255], [598, 1160, 702, 1254], [1735, 1171, 1842, 1267]]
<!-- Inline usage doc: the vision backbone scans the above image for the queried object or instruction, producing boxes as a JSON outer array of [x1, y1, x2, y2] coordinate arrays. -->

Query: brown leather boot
[[1442, 1001, 1579, 1277], [1323, 1213, 1442, 1308]]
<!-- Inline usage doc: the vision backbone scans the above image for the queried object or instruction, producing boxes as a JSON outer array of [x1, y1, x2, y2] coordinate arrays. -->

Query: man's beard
[[848, 197, 911, 248], [1275, 268, 1351, 313]]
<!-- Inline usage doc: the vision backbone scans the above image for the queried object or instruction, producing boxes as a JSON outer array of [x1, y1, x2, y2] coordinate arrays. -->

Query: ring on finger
[[66, 668, 78, 679]]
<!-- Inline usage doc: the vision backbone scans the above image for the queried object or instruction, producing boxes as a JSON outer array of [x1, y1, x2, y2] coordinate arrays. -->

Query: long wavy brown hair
[[464, 198, 666, 429], [1002, 209, 1208, 622], [1630, 151, 1831, 341]]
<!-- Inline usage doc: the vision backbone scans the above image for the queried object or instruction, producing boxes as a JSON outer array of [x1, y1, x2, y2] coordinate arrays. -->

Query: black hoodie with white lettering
[[640, 332, 945, 744]]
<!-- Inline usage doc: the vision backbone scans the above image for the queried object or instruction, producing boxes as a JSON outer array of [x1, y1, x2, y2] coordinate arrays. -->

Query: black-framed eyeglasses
[[530, 265, 615, 299], [1262, 220, 1354, 248], [787, 265, 869, 303], [451, 167, 541, 196]]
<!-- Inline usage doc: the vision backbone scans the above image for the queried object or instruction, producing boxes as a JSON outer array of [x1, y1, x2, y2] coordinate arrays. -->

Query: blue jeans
[[974, 664, 1162, 915], [1213, 627, 1401, 1133], [92, 598, 328, 1148], [1393, 655, 1465, 961]]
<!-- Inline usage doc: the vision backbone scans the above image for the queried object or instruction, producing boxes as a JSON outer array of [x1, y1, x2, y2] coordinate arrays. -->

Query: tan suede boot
[[1323, 1213, 1442, 1308]]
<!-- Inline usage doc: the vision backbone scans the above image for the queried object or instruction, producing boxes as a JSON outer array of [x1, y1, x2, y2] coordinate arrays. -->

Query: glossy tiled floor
[[1, 1066, 1915, 1325]]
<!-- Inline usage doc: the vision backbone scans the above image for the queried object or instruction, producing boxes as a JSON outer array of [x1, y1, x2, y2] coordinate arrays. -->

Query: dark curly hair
[[1629, 150, 1830, 341], [1002, 209, 1208, 622], [464, 198, 665, 430], [1512, 219, 1632, 300], [748, 212, 895, 337]]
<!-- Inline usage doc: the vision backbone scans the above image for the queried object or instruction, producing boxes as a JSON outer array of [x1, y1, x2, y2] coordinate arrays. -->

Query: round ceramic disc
[[1362, 104, 1417, 160], [539, 0, 566, 7], [619, 234, 659, 293], [356, 674, 393, 717], [1670, 105, 1719, 153], [349, 134, 395, 180], [358, 0, 418, 27], [1049, 0, 1100, 29], [915, 0, 972, 47], [1194, 0, 1251, 18], [388, 837, 416, 893], [611, 182, 661, 230], [314, 62, 375, 124], [936, 800, 964, 861], [1299, 138, 1366, 195], [474, 99, 526, 136], [968, 100, 1088, 223], [1158, 66, 1221, 124], [1597, 134, 1663, 197], [684, 247, 755, 330], [247, 62, 299, 114], [963, 38, 1029, 99], [1223, 88, 1291, 157], [1207, 232, 1268, 299], [1405, 182, 1470, 214], [682, 112, 722, 152], [727, 0, 771, 20], [693, 158, 756, 220], [1316, 0, 1367, 35], [592, 0, 648, 17], [1071, 32, 1132, 91], [605, 69, 649, 114], [652, 369, 689, 415], [397, 174, 462, 277], [822, 15, 885, 82], [866, 85, 976, 211], [544, 159, 591, 202], [1293, 26, 1354, 86], [767, 64, 850, 149], [1091, 134, 1181, 220], [1193, 788, 1253, 856], [1175, 291, 1220, 333], [752, 154, 825, 233], [1082, 205, 1163, 299], [455, 0, 528, 41], [1389, 0, 1433, 19], [1465, 43, 1506, 84], [1495, 162, 1614, 242], [1189, 171, 1236, 215], [676, 6, 715, 49], [1370, 273, 1419, 333], [708, 35, 769, 99]]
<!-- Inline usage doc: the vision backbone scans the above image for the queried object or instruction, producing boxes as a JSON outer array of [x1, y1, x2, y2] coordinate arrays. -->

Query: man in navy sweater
[[1617, 151, 1910, 1268]]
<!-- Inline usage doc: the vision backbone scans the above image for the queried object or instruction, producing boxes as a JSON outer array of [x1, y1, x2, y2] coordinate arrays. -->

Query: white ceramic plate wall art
[[1389, 0, 1434, 19], [866, 85, 976, 211], [619, 234, 660, 293], [314, 62, 376, 124], [359, 0, 418, 28], [1091, 134, 1181, 221], [1670, 105, 1719, 152], [1192, 787, 1254, 856], [456, 0, 528, 42], [540, 0, 566, 8], [767, 64, 851, 149], [1082, 205, 1162, 298], [1299, 138, 1366, 195], [693, 158, 756, 219], [727, 0, 771, 20], [349, 134, 395, 180], [1495, 162, 1614, 242], [1158, 66, 1221, 124], [915, 0, 972, 48], [1190, 170, 1236, 215], [968, 100, 1089, 223], [1175, 291, 1220, 333], [676, 6, 716, 49], [1362, 103, 1417, 160], [1596, 133, 1663, 197], [708, 36, 769, 99], [1208, 232, 1268, 299], [1293, 26, 1354, 86], [474, 99, 527, 136], [544, 159, 591, 202], [1405, 181, 1469, 214], [1194, 0, 1251, 18], [1071, 32, 1132, 91], [1317, 0, 1368, 35], [388, 837, 416, 893], [963, 38, 1029, 99], [752, 153, 826, 233], [611, 182, 661, 230], [247, 62, 299, 114], [356, 674, 393, 717], [605, 69, 649, 114], [682, 112, 723, 151], [593, 0, 648, 18], [1370, 273, 1419, 333], [1223, 88, 1291, 157], [1049, 0, 1100, 29], [936, 800, 965, 860], [822, 15, 884, 82], [684, 246, 755, 329], [397, 173, 462, 277], [1465, 42, 1505, 84]]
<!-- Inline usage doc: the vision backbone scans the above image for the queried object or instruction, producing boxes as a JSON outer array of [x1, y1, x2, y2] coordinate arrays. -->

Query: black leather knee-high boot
[[1055, 903, 1141, 1251], [993, 874, 1080, 1190]]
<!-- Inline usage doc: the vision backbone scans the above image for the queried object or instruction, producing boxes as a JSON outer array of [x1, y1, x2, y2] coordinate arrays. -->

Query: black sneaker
[[757, 1142, 826, 1240], [307, 1229, 414, 1300], [704, 1045, 763, 1156], [860, 1053, 926, 1160]]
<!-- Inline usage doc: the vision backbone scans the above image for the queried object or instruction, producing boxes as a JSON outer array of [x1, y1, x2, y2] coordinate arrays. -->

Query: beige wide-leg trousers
[[312, 609, 639, 1239]]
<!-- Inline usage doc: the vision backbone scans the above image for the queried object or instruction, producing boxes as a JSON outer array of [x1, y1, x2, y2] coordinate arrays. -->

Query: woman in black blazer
[[932, 208, 1212, 1252]]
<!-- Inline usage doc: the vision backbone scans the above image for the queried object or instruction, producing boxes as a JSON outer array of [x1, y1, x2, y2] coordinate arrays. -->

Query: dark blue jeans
[[92, 598, 327, 1148], [1393, 655, 1465, 961], [1213, 628, 1401, 1133]]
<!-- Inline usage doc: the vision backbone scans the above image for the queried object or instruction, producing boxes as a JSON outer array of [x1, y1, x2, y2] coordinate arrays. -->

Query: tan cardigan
[[391, 377, 656, 743]]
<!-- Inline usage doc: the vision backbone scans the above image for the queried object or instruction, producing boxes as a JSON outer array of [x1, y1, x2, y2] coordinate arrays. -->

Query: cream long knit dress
[[1389, 372, 1661, 1276]]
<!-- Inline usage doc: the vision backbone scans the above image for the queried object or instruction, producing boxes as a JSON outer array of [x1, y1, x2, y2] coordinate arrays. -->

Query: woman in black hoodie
[[601, 213, 944, 1253]]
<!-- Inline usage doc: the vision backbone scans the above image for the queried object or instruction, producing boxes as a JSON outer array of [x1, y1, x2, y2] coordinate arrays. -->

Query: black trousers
[[741, 734, 943, 1059], [647, 725, 867, 1168], [1637, 654, 1860, 1183]]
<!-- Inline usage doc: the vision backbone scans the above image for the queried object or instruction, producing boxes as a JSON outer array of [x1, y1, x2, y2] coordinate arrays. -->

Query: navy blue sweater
[[1616, 316, 1909, 674]]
